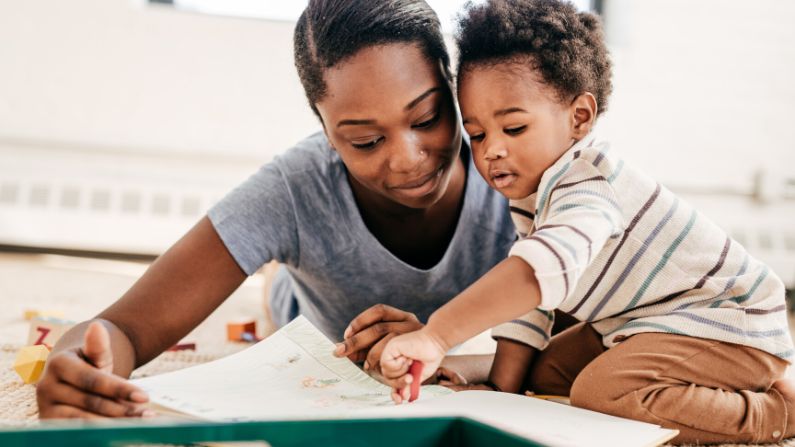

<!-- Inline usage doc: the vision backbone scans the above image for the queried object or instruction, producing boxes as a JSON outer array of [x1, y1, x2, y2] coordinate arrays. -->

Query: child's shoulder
[[574, 140, 619, 172], [544, 138, 622, 188]]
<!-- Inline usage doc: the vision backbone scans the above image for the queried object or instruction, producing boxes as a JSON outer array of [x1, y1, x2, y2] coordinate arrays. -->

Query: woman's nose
[[388, 135, 427, 173]]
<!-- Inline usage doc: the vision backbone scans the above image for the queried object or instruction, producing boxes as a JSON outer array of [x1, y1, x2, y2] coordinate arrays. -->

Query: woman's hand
[[36, 322, 151, 419], [380, 328, 448, 403], [334, 304, 423, 375], [426, 366, 467, 387]]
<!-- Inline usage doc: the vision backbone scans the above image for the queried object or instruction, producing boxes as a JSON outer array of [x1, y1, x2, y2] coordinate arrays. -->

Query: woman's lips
[[392, 166, 444, 198]]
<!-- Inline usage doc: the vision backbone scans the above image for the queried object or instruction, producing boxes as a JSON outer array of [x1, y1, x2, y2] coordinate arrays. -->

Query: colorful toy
[[13, 345, 51, 384], [239, 332, 262, 343], [167, 342, 197, 352], [23, 309, 64, 321], [27, 316, 75, 347], [226, 319, 258, 342], [409, 360, 423, 402]]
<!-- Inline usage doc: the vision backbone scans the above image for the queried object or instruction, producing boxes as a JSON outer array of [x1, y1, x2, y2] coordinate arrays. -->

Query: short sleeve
[[208, 161, 300, 276], [491, 308, 555, 351]]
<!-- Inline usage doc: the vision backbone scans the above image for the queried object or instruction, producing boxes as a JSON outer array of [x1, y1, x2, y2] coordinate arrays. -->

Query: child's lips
[[490, 170, 517, 189]]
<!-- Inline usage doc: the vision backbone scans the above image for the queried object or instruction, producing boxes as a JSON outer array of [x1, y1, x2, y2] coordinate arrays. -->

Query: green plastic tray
[[0, 417, 545, 446]]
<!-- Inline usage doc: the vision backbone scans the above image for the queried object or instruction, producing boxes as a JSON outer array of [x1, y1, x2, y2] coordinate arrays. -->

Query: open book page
[[133, 316, 677, 446], [373, 391, 678, 447], [132, 316, 452, 421]]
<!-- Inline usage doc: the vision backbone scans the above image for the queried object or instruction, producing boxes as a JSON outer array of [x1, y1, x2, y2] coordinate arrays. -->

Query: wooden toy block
[[14, 345, 51, 384], [23, 309, 64, 321], [27, 316, 75, 347], [226, 319, 257, 342]]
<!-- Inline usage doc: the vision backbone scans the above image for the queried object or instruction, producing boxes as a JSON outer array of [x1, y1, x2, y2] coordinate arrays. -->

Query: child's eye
[[505, 125, 527, 136], [412, 112, 441, 129], [468, 132, 485, 142], [351, 137, 384, 150]]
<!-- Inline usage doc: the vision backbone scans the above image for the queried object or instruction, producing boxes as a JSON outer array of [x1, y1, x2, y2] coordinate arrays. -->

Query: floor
[[1, 252, 794, 446]]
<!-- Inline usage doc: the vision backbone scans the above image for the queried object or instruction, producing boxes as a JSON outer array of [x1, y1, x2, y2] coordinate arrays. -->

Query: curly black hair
[[455, 0, 612, 116], [294, 0, 452, 120]]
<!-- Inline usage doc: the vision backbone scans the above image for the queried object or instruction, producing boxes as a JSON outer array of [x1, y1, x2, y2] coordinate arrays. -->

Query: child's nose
[[483, 139, 508, 160]]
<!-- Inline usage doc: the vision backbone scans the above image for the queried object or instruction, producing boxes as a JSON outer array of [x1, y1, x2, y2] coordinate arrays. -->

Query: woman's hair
[[294, 0, 452, 118], [455, 0, 612, 116]]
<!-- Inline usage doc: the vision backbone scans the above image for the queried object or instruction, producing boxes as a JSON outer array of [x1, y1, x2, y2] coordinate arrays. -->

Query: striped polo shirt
[[492, 134, 794, 361]]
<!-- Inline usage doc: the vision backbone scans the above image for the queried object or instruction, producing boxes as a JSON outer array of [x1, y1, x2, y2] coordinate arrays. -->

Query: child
[[379, 0, 795, 444]]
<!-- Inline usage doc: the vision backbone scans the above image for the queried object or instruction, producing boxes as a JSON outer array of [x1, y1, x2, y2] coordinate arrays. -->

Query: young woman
[[35, 0, 515, 419]]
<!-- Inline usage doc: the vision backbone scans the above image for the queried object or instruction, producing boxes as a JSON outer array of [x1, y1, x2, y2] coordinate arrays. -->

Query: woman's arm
[[37, 217, 247, 418]]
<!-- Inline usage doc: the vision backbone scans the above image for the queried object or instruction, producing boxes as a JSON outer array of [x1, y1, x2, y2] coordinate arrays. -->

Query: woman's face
[[316, 43, 462, 211]]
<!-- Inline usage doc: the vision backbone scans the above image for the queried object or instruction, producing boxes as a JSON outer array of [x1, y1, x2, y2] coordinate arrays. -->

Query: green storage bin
[[0, 417, 545, 446]]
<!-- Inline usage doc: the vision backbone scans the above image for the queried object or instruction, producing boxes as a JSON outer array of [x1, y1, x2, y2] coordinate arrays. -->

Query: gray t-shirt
[[208, 132, 516, 341]]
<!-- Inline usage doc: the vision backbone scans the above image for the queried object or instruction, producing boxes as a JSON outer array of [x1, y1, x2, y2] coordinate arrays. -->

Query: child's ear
[[570, 93, 598, 139]]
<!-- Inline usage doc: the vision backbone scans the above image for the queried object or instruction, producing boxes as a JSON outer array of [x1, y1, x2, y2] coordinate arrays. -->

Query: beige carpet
[[2, 253, 794, 446], [0, 253, 266, 426]]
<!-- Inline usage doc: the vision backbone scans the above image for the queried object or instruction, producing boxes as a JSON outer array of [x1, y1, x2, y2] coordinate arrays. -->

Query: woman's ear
[[318, 119, 338, 152], [570, 92, 597, 139]]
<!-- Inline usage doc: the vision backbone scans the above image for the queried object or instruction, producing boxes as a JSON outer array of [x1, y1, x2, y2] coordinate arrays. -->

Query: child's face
[[459, 64, 579, 200]]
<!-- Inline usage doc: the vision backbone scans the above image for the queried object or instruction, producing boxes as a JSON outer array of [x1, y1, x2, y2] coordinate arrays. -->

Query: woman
[[36, 0, 515, 418]]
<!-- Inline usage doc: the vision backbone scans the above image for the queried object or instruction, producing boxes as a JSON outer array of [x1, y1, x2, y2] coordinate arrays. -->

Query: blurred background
[[0, 0, 793, 290]]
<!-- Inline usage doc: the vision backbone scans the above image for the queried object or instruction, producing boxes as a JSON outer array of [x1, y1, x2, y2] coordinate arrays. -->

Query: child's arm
[[487, 338, 537, 393], [380, 256, 541, 402]]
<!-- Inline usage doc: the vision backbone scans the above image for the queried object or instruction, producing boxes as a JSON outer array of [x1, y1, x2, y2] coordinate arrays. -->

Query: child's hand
[[334, 304, 423, 375], [380, 328, 447, 404]]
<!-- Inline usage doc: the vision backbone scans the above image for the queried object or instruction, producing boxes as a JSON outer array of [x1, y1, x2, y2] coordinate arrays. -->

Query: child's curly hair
[[455, 0, 612, 116]]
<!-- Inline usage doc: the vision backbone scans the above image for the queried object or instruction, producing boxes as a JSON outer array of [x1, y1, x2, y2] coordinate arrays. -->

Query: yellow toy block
[[23, 309, 65, 321], [14, 345, 51, 384], [27, 316, 75, 347], [226, 319, 257, 342]]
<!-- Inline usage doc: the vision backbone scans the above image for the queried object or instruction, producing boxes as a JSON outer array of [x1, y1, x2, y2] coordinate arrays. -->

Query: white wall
[[0, 0, 793, 273], [1, 0, 793, 186], [0, 0, 319, 161], [599, 0, 795, 192]]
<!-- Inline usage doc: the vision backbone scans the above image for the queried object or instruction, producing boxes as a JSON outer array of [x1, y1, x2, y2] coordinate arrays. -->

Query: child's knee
[[569, 368, 618, 413]]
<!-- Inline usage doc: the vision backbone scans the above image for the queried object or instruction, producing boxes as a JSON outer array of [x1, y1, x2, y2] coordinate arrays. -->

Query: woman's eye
[[469, 133, 485, 142], [413, 112, 440, 129], [505, 125, 527, 136], [351, 137, 383, 150]]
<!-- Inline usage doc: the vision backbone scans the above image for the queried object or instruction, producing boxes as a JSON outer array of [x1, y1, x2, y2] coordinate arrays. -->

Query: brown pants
[[525, 322, 792, 445]]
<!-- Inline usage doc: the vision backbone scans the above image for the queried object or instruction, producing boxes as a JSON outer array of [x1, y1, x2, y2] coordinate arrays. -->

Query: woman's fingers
[[43, 381, 149, 418], [336, 321, 418, 359], [435, 366, 467, 386], [41, 404, 108, 420], [82, 322, 113, 372], [439, 383, 494, 392], [51, 354, 147, 403], [37, 349, 148, 420], [343, 304, 419, 340]]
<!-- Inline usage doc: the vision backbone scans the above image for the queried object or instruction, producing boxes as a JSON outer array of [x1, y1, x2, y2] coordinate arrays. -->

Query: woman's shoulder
[[271, 131, 341, 174]]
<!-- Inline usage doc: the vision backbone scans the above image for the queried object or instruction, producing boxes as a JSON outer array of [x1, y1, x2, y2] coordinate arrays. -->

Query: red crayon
[[409, 360, 423, 402]]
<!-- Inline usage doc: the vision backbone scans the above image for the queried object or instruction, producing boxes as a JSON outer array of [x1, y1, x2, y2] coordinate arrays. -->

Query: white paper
[[133, 316, 677, 446], [132, 316, 452, 421]]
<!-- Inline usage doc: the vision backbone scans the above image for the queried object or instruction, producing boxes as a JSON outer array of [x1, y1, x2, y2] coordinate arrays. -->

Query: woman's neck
[[352, 155, 467, 269]]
